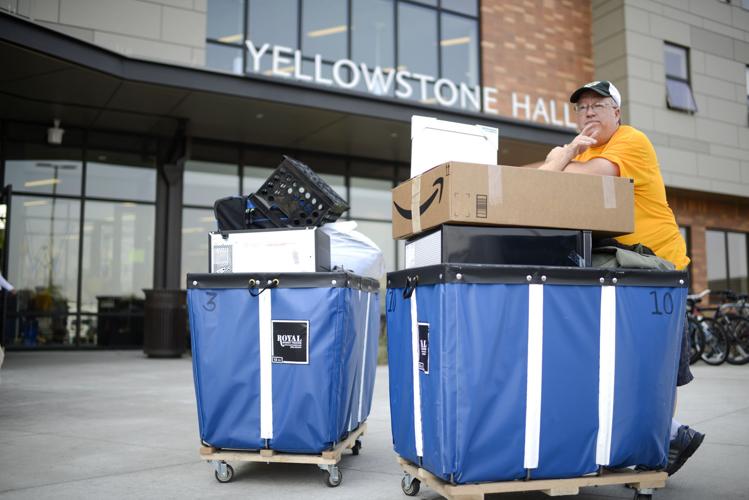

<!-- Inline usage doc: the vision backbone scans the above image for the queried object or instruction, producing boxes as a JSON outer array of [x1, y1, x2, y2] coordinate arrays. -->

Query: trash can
[[187, 271, 380, 453], [387, 264, 687, 484], [143, 289, 187, 358]]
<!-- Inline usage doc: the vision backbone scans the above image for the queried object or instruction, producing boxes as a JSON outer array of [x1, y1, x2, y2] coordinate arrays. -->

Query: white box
[[410, 115, 498, 178], [209, 227, 330, 273]]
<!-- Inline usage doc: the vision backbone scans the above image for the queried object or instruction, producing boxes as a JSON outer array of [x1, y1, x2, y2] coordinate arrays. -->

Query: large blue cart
[[187, 271, 380, 487], [386, 264, 687, 499]]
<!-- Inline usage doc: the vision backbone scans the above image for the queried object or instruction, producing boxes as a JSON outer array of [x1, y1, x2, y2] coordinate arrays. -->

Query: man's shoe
[[666, 425, 705, 476]]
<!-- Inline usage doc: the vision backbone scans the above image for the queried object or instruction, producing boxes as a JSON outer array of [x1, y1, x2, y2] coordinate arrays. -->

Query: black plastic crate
[[252, 156, 349, 228]]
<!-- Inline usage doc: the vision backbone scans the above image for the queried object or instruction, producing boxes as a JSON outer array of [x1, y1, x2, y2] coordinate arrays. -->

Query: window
[[664, 43, 697, 113], [206, 0, 481, 107], [679, 225, 691, 258], [2, 137, 157, 348], [302, 0, 348, 61], [206, 0, 246, 74], [706, 230, 748, 294]]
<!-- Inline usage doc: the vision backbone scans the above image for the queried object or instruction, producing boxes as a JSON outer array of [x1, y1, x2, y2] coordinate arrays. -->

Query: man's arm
[[564, 157, 620, 176], [538, 124, 598, 172], [538, 145, 576, 171]]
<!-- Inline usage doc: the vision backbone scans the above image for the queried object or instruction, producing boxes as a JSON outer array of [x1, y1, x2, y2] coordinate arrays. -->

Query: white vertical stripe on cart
[[357, 292, 372, 424], [259, 289, 273, 440], [524, 283, 544, 470], [596, 285, 617, 466], [349, 290, 364, 432], [410, 289, 424, 457]]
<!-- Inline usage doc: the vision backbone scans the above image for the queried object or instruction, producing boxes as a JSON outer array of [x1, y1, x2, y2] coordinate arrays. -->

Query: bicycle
[[687, 289, 729, 366], [685, 290, 708, 364], [712, 291, 749, 366]]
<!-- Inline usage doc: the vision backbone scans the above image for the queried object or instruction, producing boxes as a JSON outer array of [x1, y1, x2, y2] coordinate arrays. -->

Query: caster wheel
[[634, 493, 652, 500], [214, 463, 234, 483], [325, 467, 342, 487], [352, 439, 362, 456], [401, 475, 421, 496]]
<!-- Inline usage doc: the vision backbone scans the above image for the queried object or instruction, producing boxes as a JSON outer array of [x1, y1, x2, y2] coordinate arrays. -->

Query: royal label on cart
[[272, 320, 309, 364]]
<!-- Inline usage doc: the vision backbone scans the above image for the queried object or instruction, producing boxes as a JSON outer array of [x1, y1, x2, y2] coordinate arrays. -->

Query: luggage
[[188, 271, 379, 453], [386, 264, 687, 483]]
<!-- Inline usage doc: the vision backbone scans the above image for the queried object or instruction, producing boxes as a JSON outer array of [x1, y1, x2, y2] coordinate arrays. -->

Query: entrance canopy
[[0, 13, 571, 165]]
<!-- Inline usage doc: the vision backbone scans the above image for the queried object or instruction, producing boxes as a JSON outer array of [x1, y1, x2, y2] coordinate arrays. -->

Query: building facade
[[0, 0, 747, 349]]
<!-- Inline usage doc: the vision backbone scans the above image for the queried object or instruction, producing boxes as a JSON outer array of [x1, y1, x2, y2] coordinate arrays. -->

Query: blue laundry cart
[[188, 271, 380, 487], [386, 264, 686, 495]]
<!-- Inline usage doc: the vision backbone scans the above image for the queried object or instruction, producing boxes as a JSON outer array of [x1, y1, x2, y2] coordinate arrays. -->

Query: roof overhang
[[0, 12, 573, 164]]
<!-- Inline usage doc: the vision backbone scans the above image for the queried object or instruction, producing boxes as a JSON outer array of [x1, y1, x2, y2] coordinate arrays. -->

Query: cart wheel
[[633, 492, 652, 500], [352, 439, 362, 455], [214, 463, 234, 483], [325, 466, 342, 487], [401, 475, 421, 496]]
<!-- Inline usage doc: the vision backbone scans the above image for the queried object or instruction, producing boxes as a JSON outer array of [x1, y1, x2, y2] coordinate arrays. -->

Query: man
[[538, 80, 703, 476]]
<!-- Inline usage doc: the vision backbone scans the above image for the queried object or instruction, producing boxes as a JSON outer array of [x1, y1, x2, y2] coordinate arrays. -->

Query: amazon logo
[[393, 177, 444, 220]]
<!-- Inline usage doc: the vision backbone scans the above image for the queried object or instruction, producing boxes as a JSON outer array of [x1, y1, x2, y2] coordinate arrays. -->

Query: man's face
[[574, 90, 621, 145]]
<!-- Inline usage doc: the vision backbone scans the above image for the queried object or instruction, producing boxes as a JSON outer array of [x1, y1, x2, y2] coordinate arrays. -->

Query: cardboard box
[[392, 162, 634, 240], [410, 116, 498, 178]]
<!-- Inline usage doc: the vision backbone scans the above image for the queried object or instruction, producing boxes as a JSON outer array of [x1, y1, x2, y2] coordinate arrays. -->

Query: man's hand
[[568, 122, 599, 156]]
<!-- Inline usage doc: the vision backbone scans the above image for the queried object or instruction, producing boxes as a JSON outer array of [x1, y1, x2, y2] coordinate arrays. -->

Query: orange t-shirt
[[574, 125, 690, 270]]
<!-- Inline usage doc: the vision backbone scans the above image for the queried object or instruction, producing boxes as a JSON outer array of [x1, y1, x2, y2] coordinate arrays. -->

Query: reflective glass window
[[398, 3, 438, 76], [441, 0, 478, 16], [664, 43, 697, 113], [302, 0, 348, 60], [85, 158, 156, 202], [728, 232, 748, 293], [5, 153, 82, 196], [80, 201, 154, 346], [679, 226, 691, 257], [441, 12, 479, 87], [248, 0, 298, 48], [352, 0, 394, 68], [666, 79, 697, 112], [319, 173, 347, 202], [7, 195, 81, 346], [665, 44, 688, 79], [206, 43, 244, 75], [706, 230, 728, 291], [181, 208, 217, 288], [207, 0, 245, 42], [243, 165, 274, 195], [350, 177, 391, 219], [184, 161, 239, 206]]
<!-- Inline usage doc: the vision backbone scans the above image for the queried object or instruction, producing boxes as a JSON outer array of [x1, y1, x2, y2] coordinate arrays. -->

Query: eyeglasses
[[573, 102, 618, 114]]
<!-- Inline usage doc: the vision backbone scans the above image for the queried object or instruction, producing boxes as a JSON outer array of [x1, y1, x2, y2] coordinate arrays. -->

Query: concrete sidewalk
[[0, 351, 747, 499]]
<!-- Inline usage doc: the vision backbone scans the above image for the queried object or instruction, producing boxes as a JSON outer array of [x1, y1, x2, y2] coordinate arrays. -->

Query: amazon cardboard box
[[392, 162, 634, 240]]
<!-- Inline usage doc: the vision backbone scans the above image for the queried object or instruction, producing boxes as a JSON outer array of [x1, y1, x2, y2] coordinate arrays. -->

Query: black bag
[[213, 196, 247, 231]]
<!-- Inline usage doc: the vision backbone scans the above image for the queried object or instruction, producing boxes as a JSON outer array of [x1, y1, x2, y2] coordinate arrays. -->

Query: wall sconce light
[[47, 119, 65, 145]]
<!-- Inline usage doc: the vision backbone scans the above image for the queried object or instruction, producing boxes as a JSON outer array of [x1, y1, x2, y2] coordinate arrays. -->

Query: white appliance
[[208, 227, 330, 273]]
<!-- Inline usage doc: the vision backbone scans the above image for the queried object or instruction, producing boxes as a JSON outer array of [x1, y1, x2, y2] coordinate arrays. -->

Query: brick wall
[[481, 0, 594, 120], [668, 189, 749, 293]]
